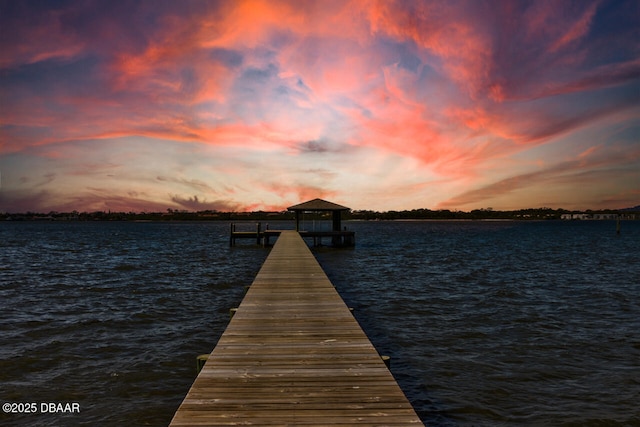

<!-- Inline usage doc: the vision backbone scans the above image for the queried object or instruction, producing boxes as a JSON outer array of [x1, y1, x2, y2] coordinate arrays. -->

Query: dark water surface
[[1, 220, 639, 426]]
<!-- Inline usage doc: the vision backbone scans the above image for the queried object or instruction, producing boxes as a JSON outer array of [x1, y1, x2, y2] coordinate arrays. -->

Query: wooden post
[[196, 354, 208, 373], [229, 223, 235, 246], [256, 222, 261, 245], [332, 211, 341, 231], [332, 211, 341, 246], [381, 355, 391, 368]]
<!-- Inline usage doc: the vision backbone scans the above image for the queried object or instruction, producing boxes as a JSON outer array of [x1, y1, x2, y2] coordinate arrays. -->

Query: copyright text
[[2, 402, 80, 414]]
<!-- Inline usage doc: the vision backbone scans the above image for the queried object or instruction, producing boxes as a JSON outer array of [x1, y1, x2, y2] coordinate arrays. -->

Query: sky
[[1, 0, 639, 213]]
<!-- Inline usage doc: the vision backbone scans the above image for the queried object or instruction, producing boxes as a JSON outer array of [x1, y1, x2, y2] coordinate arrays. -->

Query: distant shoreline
[[2, 206, 638, 222]]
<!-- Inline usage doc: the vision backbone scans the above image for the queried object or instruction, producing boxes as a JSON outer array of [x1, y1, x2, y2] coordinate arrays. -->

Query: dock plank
[[170, 231, 423, 426]]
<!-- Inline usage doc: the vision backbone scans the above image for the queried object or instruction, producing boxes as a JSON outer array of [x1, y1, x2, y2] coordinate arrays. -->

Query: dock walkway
[[170, 230, 422, 426]]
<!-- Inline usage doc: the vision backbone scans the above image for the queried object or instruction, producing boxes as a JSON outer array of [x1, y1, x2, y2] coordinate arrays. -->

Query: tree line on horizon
[[2, 205, 638, 221]]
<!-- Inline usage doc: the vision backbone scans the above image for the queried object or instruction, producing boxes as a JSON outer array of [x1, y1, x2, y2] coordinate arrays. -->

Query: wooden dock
[[229, 223, 355, 247], [170, 230, 422, 426]]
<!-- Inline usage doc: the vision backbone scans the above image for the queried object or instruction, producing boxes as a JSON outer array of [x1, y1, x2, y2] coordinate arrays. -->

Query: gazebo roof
[[287, 198, 350, 212]]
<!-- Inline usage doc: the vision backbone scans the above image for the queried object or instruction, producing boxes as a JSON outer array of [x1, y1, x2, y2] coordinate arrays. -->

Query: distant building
[[561, 213, 591, 220], [593, 213, 618, 220], [561, 213, 636, 220]]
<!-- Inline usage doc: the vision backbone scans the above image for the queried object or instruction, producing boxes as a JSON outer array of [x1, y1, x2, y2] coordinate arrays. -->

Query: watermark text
[[2, 402, 80, 414]]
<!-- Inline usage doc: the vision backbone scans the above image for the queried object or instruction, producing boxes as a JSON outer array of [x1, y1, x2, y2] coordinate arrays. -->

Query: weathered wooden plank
[[170, 231, 423, 426]]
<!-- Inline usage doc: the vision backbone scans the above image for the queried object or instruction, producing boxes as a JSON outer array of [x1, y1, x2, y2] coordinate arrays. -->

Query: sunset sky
[[1, 0, 638, 213]]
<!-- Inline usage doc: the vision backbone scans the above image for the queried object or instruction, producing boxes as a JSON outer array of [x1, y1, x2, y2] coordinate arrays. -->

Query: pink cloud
[[170, 194, 240, 212], [438, 140, 640, 210], [0, 6, 84, 68], [256, 181, 338, 211], [1, 186, 170, 214], [547, 1, 600, 53], [539, 59, 640, 98], [367, 0, 635, 106], [368, 1, 494, 99], [1, 1, 638, 212]]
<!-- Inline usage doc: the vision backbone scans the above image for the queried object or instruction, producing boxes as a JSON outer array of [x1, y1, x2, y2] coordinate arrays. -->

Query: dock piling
[[196, 354, 208, 373]]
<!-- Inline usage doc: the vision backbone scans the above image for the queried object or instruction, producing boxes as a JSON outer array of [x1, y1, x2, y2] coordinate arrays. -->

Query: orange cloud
[[257, 181, 338, 211], [1, 1, 638, 213], [368, 1, 493, 98], [438, 139, 640, 210]]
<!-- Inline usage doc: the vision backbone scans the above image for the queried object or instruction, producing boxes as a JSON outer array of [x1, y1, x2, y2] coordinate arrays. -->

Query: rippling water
[[1, 220, 639, 426]]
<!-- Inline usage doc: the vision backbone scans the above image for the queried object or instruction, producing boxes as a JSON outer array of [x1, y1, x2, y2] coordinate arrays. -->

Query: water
[[1, 220, 639, 426]]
